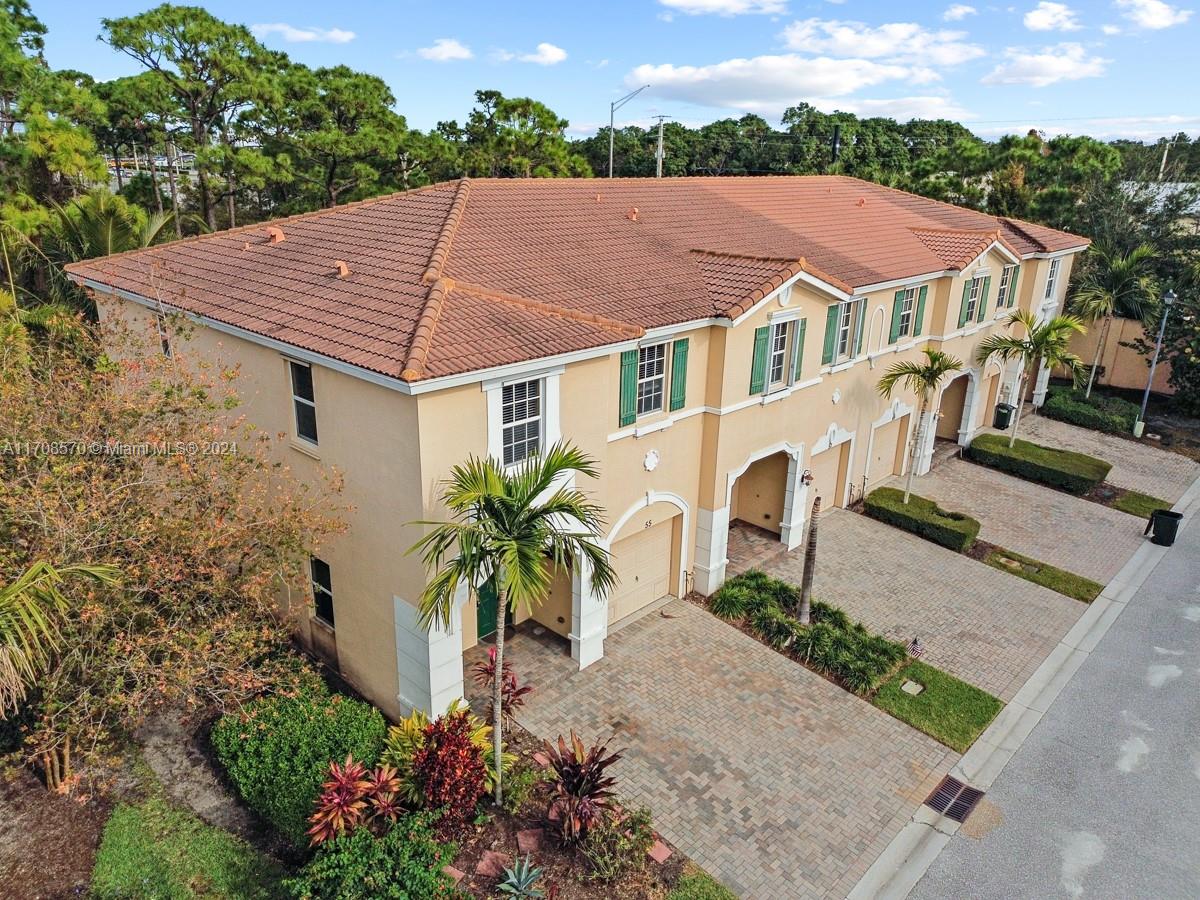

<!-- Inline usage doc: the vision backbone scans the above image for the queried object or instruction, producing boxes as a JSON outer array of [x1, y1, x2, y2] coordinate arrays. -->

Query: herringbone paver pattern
[[994, 413, 1200, 503], [734, 510, 1083, 701], [893, 457, 1142, 583], [473, 602, 955, 899]]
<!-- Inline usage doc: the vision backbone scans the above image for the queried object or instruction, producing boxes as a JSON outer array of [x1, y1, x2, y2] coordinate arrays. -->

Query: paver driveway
[[483, 601, 955, 899]]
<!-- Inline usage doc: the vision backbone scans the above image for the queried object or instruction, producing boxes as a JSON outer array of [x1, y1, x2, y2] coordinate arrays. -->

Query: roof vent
[[627, 207, 639, 222], [595, 193, 602, 202], [242, 241, 250, 251], [265, 225, 285, 244], [857, 197, 866, 207], [334, 260, 350, 278]]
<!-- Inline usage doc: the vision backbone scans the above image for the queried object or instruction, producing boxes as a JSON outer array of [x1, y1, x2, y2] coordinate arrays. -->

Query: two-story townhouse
[[67, 176, 1088, 721]]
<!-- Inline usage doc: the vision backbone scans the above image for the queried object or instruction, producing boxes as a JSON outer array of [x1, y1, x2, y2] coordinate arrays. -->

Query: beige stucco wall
[[1065, 316, 1173, 395]]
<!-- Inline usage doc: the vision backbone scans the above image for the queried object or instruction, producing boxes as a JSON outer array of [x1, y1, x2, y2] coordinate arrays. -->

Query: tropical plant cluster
[[709, 571, 907, 695], [1041, 385, 1141, 434], [969, 434, 1113, 495], [864, 488, 982, 553]]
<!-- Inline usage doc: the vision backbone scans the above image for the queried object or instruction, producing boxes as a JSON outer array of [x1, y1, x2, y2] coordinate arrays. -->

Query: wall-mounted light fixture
[[800, 469, 814, 486]]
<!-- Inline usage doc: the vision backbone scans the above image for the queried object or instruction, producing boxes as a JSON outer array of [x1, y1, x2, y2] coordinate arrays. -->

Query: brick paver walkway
[[993, 412, 1200, 503], [731, 511, 1083, 701], [470, 602, 955, 899], [895, 457, 1143, 583]]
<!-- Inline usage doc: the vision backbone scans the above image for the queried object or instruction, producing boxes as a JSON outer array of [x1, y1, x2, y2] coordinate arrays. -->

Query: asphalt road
[[912, 511, 1200, 900]]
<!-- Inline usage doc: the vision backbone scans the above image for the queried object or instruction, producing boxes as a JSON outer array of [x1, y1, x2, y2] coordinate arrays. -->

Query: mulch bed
[[449, 724, 687, 899], [0, 768, 112, 899]]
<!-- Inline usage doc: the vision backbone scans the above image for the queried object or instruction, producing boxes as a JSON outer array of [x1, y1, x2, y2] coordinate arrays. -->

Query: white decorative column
[[1031, 360, 1052, 408], [779, 454, 809, 551], [693, 506, 730, 595], [570, 557, 607, 668], [394, 587, 465, 716], [957, 370, 985, 446], [913, 409, 940, 475]]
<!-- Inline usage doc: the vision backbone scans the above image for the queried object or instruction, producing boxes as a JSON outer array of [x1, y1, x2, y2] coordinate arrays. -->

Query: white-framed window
[[155, 312, 171, 357], [767, 320, 790, 387], [996, 264, 1017, 310], [965, 276, 983, 321], [835, 298, 863, 361], [897, 288, 916, 338], [501, 378, 541, 466], [1044, 257, 1061, 301], [636, 343, 667, 416], [289, 360, 318, 445], [310, 557, 334, 628]]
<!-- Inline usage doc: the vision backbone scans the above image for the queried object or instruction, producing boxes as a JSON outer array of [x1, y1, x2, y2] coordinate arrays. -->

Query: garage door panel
[[868, 417, 906, 489], [609, 517, 675, 624]]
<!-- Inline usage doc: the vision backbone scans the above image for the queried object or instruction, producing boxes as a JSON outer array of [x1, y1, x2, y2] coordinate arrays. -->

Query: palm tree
[[1, 562, 118, 715], [797, 495, 821, 625], [876, 348, 965, 503], [976, 309, 1086, 447], [410, 442, 617, 805], [1071, 244, 1157, 397]]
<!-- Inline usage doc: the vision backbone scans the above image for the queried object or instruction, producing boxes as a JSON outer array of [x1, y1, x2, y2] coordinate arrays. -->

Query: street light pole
[[1136, 289, 1176, 436], [609, 85, 649, 178]]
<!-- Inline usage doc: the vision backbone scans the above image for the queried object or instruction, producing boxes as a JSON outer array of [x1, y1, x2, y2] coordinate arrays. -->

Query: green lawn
[[668, 867, 738, 900], [92, 797, 283, 899], [1111, 489, 1171, 519], [983, 546, 1103, 603], [873, 661, 1003, 753]]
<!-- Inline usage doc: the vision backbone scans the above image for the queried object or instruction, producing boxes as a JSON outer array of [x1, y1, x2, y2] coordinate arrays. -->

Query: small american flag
[[907, 637, 925, 659]]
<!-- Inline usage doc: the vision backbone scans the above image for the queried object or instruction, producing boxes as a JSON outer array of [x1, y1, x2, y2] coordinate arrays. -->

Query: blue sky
[[34, 0, 1199, 141]]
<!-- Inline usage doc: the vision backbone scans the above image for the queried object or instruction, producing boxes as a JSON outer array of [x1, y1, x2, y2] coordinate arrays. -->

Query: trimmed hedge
[[969, 433, 1112, 495], [211, 682, 388, 847], [864, 487, 980, 552], [1042, 386, 1139, 435]]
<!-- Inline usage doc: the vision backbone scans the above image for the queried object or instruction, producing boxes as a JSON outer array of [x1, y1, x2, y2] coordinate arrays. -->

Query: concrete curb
[[848, 472, 1200, 900]]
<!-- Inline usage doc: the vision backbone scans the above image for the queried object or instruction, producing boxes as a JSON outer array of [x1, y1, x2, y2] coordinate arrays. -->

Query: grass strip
[[982, 546, 1103, 603], [873, 660, 1003, 753]]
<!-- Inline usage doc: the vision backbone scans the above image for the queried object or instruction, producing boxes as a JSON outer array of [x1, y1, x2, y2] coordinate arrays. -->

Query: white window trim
[[485, 368, 561, 467], [288, 358, 318, 447], [897, 287, 916, 339], [996, 264, 1017, 313], [635, 342, 669, 419], [1044, 257, 1061, 302], [499, 378, 543, 467], [965, 276, 983, 321], [766, 320, 790, 389]]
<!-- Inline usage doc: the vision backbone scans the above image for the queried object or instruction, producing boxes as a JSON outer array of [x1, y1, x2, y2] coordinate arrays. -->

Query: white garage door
[[608, 517, 675, 625], [868, 417, 906, 489]]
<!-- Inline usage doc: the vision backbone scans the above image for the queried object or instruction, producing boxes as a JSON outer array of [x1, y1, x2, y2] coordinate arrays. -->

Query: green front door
[[476, 577, 509, 641]]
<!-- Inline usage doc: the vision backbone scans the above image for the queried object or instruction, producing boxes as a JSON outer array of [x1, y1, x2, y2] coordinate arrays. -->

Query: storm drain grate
[[925, 775, 985, 823]]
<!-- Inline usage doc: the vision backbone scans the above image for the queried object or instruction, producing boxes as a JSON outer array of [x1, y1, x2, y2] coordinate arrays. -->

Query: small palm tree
[[797, 495, 821, 625], [1071, 244, 1157, 397], [976, 309, 1086, 447], [1, 562, 118, 714], [410, 442, 617, 806], [876, 348, 965, 503]]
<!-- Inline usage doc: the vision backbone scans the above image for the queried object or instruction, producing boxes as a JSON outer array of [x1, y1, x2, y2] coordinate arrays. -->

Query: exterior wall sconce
[[801, 469, 814, 486]]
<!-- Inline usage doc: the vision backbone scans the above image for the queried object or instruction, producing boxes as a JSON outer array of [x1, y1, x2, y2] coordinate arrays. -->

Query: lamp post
[[1135, 288, 1176, 437], [608, 85, 649, 178]]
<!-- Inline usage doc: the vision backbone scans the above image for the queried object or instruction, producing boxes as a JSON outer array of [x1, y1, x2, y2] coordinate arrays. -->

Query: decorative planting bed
[[968, 434, 1112, 495]]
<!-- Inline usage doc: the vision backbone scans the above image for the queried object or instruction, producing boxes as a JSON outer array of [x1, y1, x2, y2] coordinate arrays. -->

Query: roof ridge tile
[[451, 281, 643, 338], [422, 179, 471, 283], [400, 277, 453, 381]]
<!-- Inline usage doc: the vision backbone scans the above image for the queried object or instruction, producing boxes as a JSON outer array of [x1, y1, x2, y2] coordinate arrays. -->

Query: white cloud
[[1101, 22, 1123, 32], [832, 95, 973, 119], [972, 115, 1200, 139], [250, 23, 355, 44], [416, 38, 473, 62], [1116, 0, 1192, 28], [982, 43, 1108, 86], [944, 4, 978, 20], [781, 19, 985, 66], [627, 54, 933, 115], [520, 42, 567, 65], [1023, 2, 1082, 30], [657, 0, 786, 15]]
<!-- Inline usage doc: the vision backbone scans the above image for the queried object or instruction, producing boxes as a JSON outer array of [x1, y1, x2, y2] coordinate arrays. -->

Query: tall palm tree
[[1, 562, 118, 715], [1071, 244, 1157, 397], [797, 496, 821, 625], [876, 348, 965, 503], [410, 442, 617, 805], [977, 309, 1086, 447]]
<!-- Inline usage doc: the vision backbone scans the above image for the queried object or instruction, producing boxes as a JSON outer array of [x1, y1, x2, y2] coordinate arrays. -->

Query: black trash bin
[[992, 403, 1015, 430], [1145, 509, 1183, 547]]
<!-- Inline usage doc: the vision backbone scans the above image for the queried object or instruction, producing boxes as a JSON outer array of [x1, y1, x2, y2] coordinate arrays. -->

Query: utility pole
[[609, 85, 650, 178], [653, 115, 669, 178], [1158, 137, 1177, 182]]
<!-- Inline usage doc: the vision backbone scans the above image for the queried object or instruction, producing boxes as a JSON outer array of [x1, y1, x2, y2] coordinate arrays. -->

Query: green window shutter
[[977, 275, 991, 322], [792, 318, 807, 381], [913, 286, 928, 336], [853, 299, 867, 357], [669, 338, 689, 411], [749, 326, 769, 394], [958, 281, 972, 328], [1007, 266, 1020, 307], [889, 290, 905, 343], [821, 305, 840, 365], [619, 349, 638, 426]]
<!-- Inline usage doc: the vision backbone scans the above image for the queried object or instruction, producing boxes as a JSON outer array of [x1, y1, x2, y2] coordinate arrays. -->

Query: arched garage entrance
[[937, 373, 970, 441], [606, 500, 684, 629], [730, 452, 789, 534]]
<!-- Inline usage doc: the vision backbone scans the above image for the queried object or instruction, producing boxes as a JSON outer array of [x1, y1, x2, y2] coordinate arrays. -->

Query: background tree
[[441, 90, 590, 178], [876, 348, 965, 502], [411, 442, 616, 806]]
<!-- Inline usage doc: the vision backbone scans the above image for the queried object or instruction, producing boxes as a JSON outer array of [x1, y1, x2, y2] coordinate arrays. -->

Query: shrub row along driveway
[[504, 600, 955, 900], [738, 511, 1083, 701]]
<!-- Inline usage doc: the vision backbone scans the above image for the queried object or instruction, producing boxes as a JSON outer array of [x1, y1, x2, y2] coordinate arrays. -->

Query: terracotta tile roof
[[67, 176, 1088, 383]]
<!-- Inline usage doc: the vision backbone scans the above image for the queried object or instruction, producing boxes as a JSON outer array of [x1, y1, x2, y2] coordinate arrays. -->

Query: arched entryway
[[936, 373, 970, 441], [730, 452, 790, 534]]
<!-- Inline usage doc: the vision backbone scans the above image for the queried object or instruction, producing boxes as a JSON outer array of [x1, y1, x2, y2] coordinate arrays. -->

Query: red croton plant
[[307, 756, 404, 845]]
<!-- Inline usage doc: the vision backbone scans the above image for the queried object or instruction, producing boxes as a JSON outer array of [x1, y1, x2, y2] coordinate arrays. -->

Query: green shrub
[[284, 814, 460, 899], [581, 806, 656, 882], [1042, 386, 1139, 434], [709, 569, 791, 619], [969, 434, 1112, 494], [864, 487, 981, 552], [92, 797, 283, 899], [211, 684, 387, 847]]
